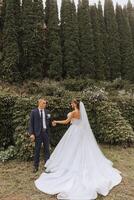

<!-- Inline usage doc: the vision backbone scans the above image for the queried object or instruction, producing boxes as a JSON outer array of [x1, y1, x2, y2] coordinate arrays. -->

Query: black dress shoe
[[33, 167, 38, 173]]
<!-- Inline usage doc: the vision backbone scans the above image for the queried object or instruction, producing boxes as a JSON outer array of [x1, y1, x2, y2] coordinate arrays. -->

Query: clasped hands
[[30, 121, 57, 142]]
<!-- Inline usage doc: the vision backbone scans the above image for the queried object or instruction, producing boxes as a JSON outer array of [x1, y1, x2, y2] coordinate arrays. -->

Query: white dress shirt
[[38, 108, 46, 129]]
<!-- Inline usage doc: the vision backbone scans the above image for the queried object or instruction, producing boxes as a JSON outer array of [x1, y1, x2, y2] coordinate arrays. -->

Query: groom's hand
[[52, 121, 56, 127], [30, 134, 35, 142]]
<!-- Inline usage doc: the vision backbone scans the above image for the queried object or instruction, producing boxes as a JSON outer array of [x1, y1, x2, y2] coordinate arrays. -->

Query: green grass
[[0, 145, 134, 200]]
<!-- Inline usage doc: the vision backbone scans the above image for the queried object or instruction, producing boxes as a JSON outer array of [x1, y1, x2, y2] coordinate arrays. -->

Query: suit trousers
[[34, 129, 50, 168]]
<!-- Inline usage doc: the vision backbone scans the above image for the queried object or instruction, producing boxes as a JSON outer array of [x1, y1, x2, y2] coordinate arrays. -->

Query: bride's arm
[[54, 112, 73, 125]]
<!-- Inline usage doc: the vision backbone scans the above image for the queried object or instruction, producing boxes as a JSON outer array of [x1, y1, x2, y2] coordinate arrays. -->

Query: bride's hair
[[72, 99, 80, 110]]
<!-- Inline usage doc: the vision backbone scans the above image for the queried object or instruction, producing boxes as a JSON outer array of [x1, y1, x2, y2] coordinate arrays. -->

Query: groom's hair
[[37, 98, 48, 105]]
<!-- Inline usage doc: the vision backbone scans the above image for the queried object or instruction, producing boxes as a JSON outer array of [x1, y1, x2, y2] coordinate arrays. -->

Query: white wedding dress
[[35, 102, 122, 200]]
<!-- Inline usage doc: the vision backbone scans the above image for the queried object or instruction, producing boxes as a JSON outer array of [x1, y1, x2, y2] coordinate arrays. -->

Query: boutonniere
[[47, 114, 51, 119]]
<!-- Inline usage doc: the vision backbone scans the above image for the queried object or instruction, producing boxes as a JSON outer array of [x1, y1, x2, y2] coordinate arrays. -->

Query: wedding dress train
[[35, 102, 122, 199]]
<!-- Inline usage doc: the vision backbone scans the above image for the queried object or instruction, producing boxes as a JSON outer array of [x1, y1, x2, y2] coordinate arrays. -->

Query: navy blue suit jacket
[[29, 108, 51, 137]]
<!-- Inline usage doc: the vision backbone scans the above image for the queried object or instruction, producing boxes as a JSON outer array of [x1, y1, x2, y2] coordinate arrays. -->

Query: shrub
[[113, 97, 134, 131], [0, 90, 134, 161], [62, 79, 95, 91], [94, 101, 134, 146], [0, 95, 16, 149], [0, 146, 16, 162]]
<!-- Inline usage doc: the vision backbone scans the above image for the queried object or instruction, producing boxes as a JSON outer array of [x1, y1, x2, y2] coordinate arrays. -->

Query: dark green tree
[[61, 0, 80, 78], [90, 4, 105, 80], [14, 0, 22, 75], [0, 0, 6, 59], [44, 0, 50, 25], [98, 0, 108, 79], [45, 0, 62, 79], [21, 0, 35, 79], [77, 0, 95, 78], [116, 4, 134, 81], [32, 0, 46, 78], [127, 0, 134, 47], [0, 0, 6, 31], [104, 0, 121, 80], [22, 0, 45, 79], [1, 0, 20, 82]]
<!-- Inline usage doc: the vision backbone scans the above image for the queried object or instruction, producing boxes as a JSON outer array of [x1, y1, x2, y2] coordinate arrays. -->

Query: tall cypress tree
[[0, 0, 6, 59], [77, 0, 95, 78], [22, 0, 45, 79], [21, 0, 34, 79], [116, 4, 134, 81], [61, 0, 80, 78], [90, 4, 105, 80], [98, 0, 108, 79], [45, 0, 62, 79], [104, 0, 121, 80], [14, 0, 22, 75], [0, 0, 6, 32], [127, 0, 134, 48], [1, 0, 20, 82], [44, 0, 50, 25], [32, 0, 46, 78]]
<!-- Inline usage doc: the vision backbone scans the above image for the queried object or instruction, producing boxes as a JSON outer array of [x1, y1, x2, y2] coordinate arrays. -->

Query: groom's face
[[38, 100, 47, 109]]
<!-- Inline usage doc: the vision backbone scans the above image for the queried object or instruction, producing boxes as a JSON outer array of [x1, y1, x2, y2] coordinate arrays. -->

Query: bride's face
[[70, 102, 75, 109]]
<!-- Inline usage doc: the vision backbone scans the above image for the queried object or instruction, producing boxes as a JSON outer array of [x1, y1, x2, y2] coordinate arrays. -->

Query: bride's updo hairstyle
[[71, 99, 80, 110]]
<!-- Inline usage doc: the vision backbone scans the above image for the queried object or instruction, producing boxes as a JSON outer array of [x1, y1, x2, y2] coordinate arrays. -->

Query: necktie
[[40, 110, 43, 129]]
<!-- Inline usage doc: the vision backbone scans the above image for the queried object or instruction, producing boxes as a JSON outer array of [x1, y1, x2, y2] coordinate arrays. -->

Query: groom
[[29, 98, 55, 173]]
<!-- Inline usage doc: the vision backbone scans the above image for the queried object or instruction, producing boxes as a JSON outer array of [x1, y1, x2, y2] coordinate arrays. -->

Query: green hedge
[[62, 79, 95, 91], [0, 92, 134, 162], [0, 95, 15, 149], [93, 101, 134, 146], [115, 97, 134, 131]]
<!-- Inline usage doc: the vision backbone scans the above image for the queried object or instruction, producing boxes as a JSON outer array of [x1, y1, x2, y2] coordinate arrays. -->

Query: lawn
[[0, 145, 134, 200]]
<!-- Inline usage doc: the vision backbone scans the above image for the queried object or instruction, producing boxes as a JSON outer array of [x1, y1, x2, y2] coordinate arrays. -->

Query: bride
[[35, 99, 122, 199]]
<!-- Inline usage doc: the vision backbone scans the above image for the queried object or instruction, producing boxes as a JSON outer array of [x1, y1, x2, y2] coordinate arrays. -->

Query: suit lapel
[[37, 108, 40, 119], [44, 109, 47, 126]]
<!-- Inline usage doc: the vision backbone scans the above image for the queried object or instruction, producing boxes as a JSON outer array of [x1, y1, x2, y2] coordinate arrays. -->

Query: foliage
[[104, 0, 121, 80], [0, 95, 15, 148], [62, 78, 95, 91], [0, 0, 134, 82], [90, 4, 105, 80], [21, 0, 46, 79], [0, 87, 134, 161], [12, 97, 35, 160], [93, 100, 134, 146], [113, 97, 134, 131], [1, 0, 20, 82], [77, 0, 94, 78], [127, 0, 134, 48], [116, 4, 134, 81], [61, 0, 80, 78], [0, 146, 16, 162], [45, 0, 62, 80]]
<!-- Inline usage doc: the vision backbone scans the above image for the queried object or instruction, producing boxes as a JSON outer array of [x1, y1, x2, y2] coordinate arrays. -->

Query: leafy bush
[[114, 97, 134, 131], [105, 78, 128, 91], [0, 146, 16, 162], [23, 81, 65, 97], [94, 101, 134, 146], [0, 95, 16, 148], [12, 97, 35, 160], [0, 88, 134, 161], [62, 79, 95, 91]]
